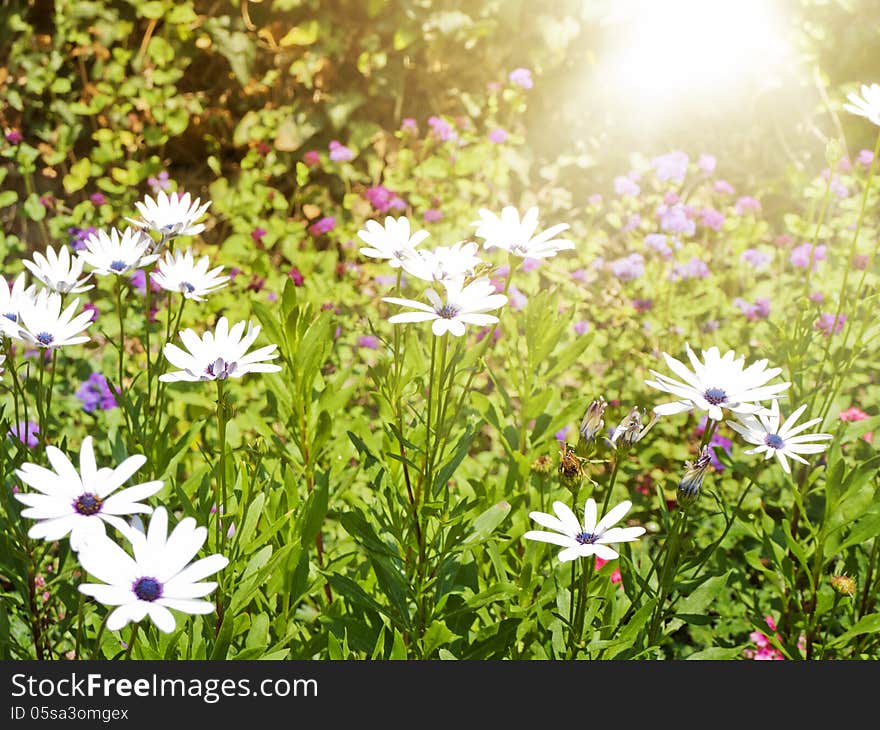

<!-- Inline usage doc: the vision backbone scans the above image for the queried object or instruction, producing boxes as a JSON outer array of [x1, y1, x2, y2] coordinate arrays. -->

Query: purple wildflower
[[521, 257, 542, 273], [303, 150, 321, 167], [401, 118, 418, 133], [857, 149, 874, 167], [644, 233, 672, 258], [83, 303, 99, 322], [734, 196, 761, 215], [427, 116, 456, 142], [488, 127, 509, 144], [611, 253, 644, 281], [8, 421, 39, 448], [357, 335, 380, 350], [713, 180, 735, 195], [68, 226, 97, 252], [790, 243, 826, 270], [89, 193, 107, 206], [700, 207, 725, 231], [614, 175, 640, 197], [309, 217, 336, 236], [508, 67, 533, 89], [251, 227, 267, 244], [659, 203, 696, 236], [423, 208, 442, 222], [741, 248, 772, 269], [147, 171, 171, 194], [5, 129, 23, 144], [669, 257, 710, 281], [573, 320, 591, 335], [815, 312, 846, 336], [328, 140, 354, 162], [698, 154, 717, 173], [651, 150, 689, 183], [76, 372, 118, 413]]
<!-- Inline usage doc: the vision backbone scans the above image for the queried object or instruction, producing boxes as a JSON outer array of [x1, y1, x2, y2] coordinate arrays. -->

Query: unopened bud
[[676, 446, 713, 509], [830, 574, 856, 597], [578, 397, 607, 443]]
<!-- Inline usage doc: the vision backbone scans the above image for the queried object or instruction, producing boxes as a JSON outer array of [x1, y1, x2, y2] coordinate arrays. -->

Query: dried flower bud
[[531, 454, 553, 474], [676, 445, 713, 509], [830, 574, 856, 597]]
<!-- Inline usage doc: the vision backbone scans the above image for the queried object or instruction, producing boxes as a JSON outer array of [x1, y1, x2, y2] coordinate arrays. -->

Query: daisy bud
[[676, 446, 713, 509], [557, 442, 586, 494], [830, 574, 856, 597], [576, 397, 606, 456]]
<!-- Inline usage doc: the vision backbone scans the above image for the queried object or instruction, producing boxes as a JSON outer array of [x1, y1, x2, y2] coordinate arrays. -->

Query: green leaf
[[0, 190, 18, 208], [461, 501, 511, 547], [827, 613, 880, 648]]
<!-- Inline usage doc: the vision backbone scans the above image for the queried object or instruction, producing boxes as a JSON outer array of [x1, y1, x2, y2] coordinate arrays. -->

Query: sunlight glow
[[601, 0, 791, 103]]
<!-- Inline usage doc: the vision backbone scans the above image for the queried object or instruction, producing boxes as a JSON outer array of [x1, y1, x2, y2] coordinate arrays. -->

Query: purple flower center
[[704, 388, 727, 406], [133, 577, 163, 602], [764, 433, 785, 450], [36, 332, 54, 346], [4, 312, 17, 322], [575, 532, 598, 545], [206, 358, 236, 380], [181, 282, 195, 293], [73, 492, 103, 516], [110, 260, 128, 272], [436, 304, 461, 319]]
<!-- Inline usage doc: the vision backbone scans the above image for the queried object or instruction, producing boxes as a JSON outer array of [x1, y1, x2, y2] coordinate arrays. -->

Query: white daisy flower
[[524, 498, 646, 562], [0, 273, 38, 339], [727, 400, 833, 474], [17, 288, 94, 349], [77, 507, 229, 633], [843, 83, 880, 126], [357, 216, 430, 268], [645, 344, 790, 422], [79, 227, 158, 276], [150, 248, 228, 301], [22, 245, 92, 294], [400, 241, 483, 283], [159, 316, 281, 383], [126, 190, 210, 240], [382, 276, 507, 337], [14, 436, 162, 551], [471, 206, 573, 259]]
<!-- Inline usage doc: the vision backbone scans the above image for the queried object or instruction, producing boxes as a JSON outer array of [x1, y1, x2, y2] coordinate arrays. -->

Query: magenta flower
[[840, 406, 869, 422], [554, 425, 571, 442], [83, 303, 99, 322], [328, 140, 354, 162], [857, 149, 874, 167], [508, 67, 533, 89], [734, 297, 770, 321], [521, 257, 542, 273], [571, 268, 589, 284], [89, 193, 107, 206], [573, 320, 591, 335], [700, 207, 725, 231], [488, 127, 509, 144], [303, 150, 321, 167], [423, 208, 442, 223], [251, 227, 267, 244], [734, 196, 761, 214], [790, 243, 826, 270], [401, 118, 418, 133], [365, 185, 406, 213], [5, 129, 23, 144], [357, 335, 380, 350], [815, 312, 845, 336], [309, 216, 336, 236], [287, 266, 305, 286], [427, 116, 456, 142]]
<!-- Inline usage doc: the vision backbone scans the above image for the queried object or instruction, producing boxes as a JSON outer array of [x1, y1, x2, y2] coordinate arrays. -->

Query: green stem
[[73, 592, 85, 660], [648, 510, 687, 647], [810, 128, 880, 419], [568, 559, 594, 659], [90, 613, 110, 660], [216, 379, 229, 554], [124, 623, 139, 660]]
